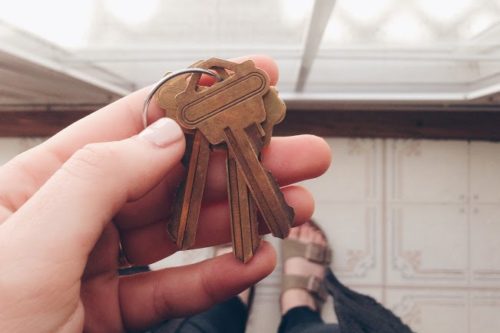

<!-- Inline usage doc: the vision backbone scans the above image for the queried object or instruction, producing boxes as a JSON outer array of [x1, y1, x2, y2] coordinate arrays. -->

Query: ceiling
[[1, 0, 500, 108]]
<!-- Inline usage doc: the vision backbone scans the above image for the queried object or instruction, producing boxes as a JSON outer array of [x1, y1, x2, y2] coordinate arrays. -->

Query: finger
[[4, 118, 185, 267], [119, 241, 276, 331], [115, 135, 331, 230], [205, 134, 331, 200], [120, 185, 314, 265], [0, 55, 279, 215]]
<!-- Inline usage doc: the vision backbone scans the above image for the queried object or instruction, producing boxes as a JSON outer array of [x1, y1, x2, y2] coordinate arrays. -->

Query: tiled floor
[[1, 137, 500, 333]]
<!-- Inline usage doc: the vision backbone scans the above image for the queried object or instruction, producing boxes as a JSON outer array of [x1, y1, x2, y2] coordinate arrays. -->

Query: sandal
[[281, 221, 332, 311]]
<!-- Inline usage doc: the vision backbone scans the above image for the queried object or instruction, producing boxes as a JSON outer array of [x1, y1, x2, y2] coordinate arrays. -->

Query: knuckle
[[151, 279, 173, 320], [62, 143, 118, 180], [199, 265, 220, 305]]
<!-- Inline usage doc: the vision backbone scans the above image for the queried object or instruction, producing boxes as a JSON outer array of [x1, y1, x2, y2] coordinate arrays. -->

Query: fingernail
[[139, 118, 184, 147]]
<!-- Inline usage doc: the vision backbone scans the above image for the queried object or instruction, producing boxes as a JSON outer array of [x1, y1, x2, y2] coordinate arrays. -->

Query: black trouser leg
[[151, 297, 248, 333], [277, 306, 340, 333]]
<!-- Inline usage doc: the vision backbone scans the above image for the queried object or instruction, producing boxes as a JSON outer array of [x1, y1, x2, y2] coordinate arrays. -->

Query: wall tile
[[470, 204, 500, 287], [302, 138, 382, 202], [387, 140, 468, 203], [470, 291, 500, 333], [246, 289, 281, 333], [385, 289, 468, 333], [313, 202, 383, 285], [470, 142, 500, 203], [386, 204, 468, 286]]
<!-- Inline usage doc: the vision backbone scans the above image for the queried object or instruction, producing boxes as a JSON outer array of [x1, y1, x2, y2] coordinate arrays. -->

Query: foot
[[214, 246, 251, 305], [281, 222, 327, 315]]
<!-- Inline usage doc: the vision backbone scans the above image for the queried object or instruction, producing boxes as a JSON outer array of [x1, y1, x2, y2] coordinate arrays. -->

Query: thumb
[[5, 118, 185, 262]]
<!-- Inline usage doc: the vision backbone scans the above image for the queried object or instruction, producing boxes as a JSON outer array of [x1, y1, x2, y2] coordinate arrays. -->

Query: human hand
[[0, 55, 331, 332]]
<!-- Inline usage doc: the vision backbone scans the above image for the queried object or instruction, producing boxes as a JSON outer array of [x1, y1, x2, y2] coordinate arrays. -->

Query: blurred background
[[1, 0, 500, 332]]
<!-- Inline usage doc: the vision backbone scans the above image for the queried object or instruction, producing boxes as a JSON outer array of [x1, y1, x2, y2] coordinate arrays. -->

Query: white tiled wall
[[1, 137, 500, 333], [302, 138, 500, 333]]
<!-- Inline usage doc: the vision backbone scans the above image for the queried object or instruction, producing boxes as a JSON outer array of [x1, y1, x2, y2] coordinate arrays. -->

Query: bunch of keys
[[144, 58, 294, 263]]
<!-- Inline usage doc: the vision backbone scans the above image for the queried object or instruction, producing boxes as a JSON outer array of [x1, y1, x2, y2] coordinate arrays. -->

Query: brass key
[[176, 60, 294, 239], [227, 151, 260, 262], [211, 62, 262, 263], [157, 59, 261, 253], [262, 87, 286, 145], [188, 58, 262, 262], [227, 87, 286, 262], [157, 60, 205, 123], [167, 130, 210, 249], [156, 64, 210, 250]]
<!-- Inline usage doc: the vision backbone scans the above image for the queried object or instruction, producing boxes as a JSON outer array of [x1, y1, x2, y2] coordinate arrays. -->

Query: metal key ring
[[142, 68, 223, 129]]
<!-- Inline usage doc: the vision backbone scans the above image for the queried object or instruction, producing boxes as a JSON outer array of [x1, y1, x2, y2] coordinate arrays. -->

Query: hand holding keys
[[155, 58, 294, 263]]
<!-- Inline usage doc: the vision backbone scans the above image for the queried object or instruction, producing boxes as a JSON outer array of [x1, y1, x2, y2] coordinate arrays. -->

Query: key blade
[[167, 131, 210, 249], [224, 126, 294, 239], [227, 153, 261, 263]]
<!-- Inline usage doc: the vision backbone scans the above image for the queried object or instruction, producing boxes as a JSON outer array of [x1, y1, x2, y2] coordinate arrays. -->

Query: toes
[[312, 232, 323, 245], [298, 224, 309, 242], [289, 226, 299, 239], [303, 224, 315, 243], [288, 221, 328, 247]]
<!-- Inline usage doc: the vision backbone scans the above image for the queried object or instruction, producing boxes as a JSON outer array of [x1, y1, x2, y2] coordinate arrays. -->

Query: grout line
[[381, 138, 388, 304], [314, 200, 490, 205], [256, 283, 500, 293], [467, 141, 472, 333], [380, 285, 500, 292]]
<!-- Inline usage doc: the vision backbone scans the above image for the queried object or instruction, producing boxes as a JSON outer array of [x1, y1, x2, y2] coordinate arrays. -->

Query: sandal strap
[[282, 274, 328, 309], [283, 239, 332, 264]]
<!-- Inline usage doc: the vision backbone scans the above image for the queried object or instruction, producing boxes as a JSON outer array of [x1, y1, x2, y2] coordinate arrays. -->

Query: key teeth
[[237, 253, 253, 264], [237, 249, 257, 264], [168, 222, 195, 250], [167, 230, 193, 250], [166, 224, 188, 250], [264, 170, 295, 239], [167, 203, 196, 250], [178, 241, 192, 251], [233, 230, 261, 263], [243, 255, 253, 263]]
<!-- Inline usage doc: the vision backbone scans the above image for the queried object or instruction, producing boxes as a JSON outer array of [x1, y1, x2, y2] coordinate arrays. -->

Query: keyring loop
[[142, 68, 222, 128]]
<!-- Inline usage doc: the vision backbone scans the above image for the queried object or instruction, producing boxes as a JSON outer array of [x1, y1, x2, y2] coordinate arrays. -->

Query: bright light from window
[[461, 12, 498, 39], [104, 0, 160, 27], [416, 0, 474, 24], [0, 0, 94, 49], [379, 11, 432, 43], [279, 0, 314, 25], [338, 0, 394, 24], [323, 18, 351, 43]]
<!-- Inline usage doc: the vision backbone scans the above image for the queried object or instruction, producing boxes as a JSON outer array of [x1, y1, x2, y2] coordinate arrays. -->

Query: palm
[[81, 223, 123, 332]]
